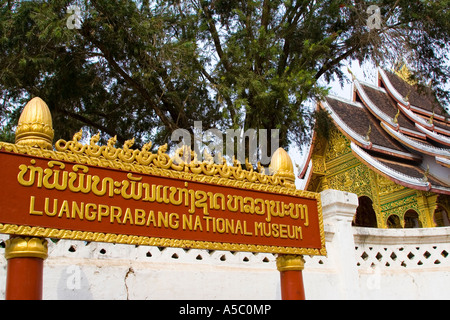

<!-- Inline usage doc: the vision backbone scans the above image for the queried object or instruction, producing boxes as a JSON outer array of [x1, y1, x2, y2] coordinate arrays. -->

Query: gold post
[[5, 97, 53, 299], [277, 254, 306, 300], [5, 237, 48, 300]]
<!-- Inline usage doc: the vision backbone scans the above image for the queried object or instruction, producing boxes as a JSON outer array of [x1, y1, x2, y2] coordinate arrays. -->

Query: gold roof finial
[[404, 89, 411, 103], [394, 64, 417, 86], [347, 66, 356, 80], [364, 124, 372, 142], [15, 97, 54, 150], [423, 164, 430, 182], [269, 147, 296, 188], [393, 108, 400, 124], [428, 111, 435, 125]]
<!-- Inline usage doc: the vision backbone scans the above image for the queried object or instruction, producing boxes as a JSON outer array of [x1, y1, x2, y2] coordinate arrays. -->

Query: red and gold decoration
[[0, 97, 326, 299], [276, 254, 306, 300], [4, 236, 48, 300]]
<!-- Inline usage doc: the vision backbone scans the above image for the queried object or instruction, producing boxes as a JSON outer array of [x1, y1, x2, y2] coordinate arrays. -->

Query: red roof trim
[[410, 104, 448, 123], [352, 142, 450, 195], [354, 80, 399, 130], [321, 98, 420, 161], [381, 122, 450, 158], [415, 124, 450, 147]]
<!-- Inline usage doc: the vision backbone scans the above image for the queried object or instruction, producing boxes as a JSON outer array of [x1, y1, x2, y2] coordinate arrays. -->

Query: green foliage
[[313, 107, 335, 141], [0, 0, 449, 151], [0, 123, 15, 143]]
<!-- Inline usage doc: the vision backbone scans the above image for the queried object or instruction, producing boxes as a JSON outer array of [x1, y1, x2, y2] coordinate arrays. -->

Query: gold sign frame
[[0, 97, 326, 256]]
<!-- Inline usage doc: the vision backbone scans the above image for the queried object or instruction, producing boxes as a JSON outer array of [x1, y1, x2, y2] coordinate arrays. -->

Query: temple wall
[[0, 189, 448, 300], [422, 153, 450, 185], [308, 128, 446, 228]]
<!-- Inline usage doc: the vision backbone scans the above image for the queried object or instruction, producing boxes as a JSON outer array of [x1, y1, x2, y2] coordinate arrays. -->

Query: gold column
[[5, 237, 48, 299], [5, 97, 53, 299], [276, 255, 306, 300], [269, 149, 307, 299]]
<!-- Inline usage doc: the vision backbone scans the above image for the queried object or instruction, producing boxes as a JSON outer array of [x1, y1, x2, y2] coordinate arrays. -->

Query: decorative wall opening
[[404, 210, 422, 228], [387, 215, 402, 228], [434, 205, 450, 227], [353, 196, 378, 228]]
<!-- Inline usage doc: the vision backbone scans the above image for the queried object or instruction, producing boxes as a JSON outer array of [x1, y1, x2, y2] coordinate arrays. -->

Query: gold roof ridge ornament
[[364, 124, 372, 142], [11, 98, 298, 188], [15, 97, 54, 150], [394, 64, 417, 86], [347, 66, 356, 80], [269, 147, 296, 188], [53, 129, 294, 188], [393, 108, 400, 124]]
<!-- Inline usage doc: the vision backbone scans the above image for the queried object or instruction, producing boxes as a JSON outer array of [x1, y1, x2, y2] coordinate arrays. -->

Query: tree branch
[[60, 108, 127, 144], [80, 26, 179, 133], [201, 3, 231, 73], [314, 44, 359, 81]]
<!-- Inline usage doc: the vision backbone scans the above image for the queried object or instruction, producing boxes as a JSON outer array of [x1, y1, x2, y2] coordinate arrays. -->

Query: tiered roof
[[303, 67, 450, 195]]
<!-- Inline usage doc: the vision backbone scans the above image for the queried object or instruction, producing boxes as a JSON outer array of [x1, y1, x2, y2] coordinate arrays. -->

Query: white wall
[[0, 189, 449, 300]]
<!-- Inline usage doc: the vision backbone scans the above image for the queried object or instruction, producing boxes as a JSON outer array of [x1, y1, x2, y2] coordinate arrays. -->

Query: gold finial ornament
[[5, 237, 48, 260], [393, 108, 400, 124], [347, 66, 356, 80], [394, 64, 417, 86], [15, 97, 54, 150], [269, 147, 296, 188], [364, 124, 372, 142], [428, 111, 434, 125]]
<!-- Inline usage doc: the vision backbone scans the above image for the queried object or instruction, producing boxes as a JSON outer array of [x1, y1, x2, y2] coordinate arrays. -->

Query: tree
[[0, 0, 449, 156]]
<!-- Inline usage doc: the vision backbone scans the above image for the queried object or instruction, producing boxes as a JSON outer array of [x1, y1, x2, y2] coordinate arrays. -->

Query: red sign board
[[0, 150, 325, 255]]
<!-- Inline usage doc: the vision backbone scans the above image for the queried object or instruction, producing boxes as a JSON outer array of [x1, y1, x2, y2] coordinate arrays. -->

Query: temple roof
[[312, 67, 450, 195], [322, 96, 418, 160], [379, 68, 444, 116]]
